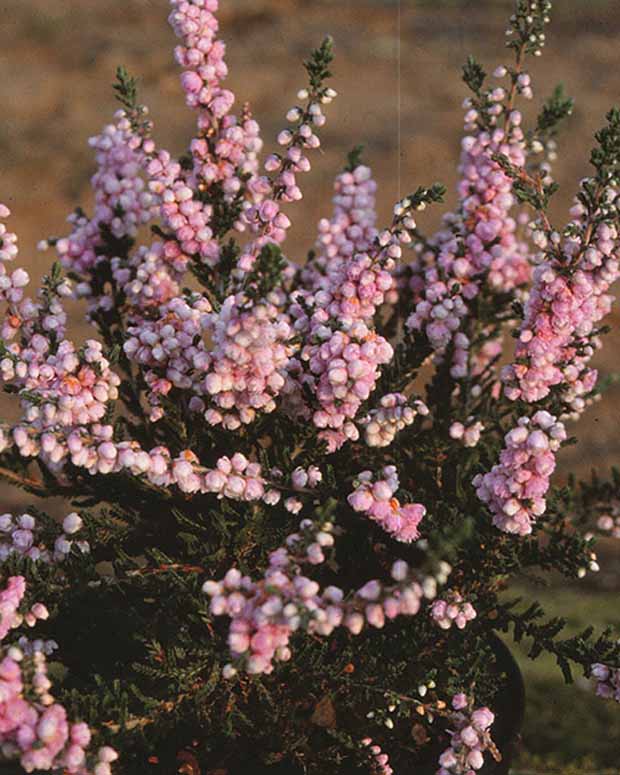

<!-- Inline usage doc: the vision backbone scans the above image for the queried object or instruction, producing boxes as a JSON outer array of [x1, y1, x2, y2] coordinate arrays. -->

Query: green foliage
[[407, 182, 447, 209], [345, 145, 365, 173], [462, 55, 486, 96], [114, 65, 139, 113], [536, 84, 574, 138], [241, 243, 288, 302], [494, 150, 560, 213], [591, 106, 620, 181]]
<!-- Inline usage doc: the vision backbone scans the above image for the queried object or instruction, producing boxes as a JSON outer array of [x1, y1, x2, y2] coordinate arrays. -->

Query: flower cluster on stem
[[0, 577, 118, 773], [348, 466, 426, 543], [361, 394, 428, 448], [431, 593, 477, 631], [474, 410, 566, 535], [0, 512, 88, 564], [591, 663, 620, 703], [204, 520, 429, 675], [437, 694, 496, 774]]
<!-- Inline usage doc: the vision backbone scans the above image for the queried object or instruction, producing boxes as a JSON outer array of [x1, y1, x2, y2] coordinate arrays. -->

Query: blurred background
[[1, 1, 619, 770]]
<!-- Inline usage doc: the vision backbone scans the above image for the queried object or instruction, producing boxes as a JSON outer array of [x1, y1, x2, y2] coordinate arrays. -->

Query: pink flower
[[348, 467, 425, 543], [475, 412, 566, 535], [0, 577, 26, 641]]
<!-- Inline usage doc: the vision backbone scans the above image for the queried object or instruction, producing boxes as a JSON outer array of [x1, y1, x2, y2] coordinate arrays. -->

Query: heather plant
[[0, 0, 619, 773]]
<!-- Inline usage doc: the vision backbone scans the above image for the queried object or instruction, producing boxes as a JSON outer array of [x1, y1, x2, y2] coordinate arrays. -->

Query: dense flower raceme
[[123, 292, 212, 421], [146, 0, 264, 267], [0, 321, 274, 505], [502, 197, 620, 414], [122, 162, 402, 447], [2, 338, 121, 471], [478, 181, 620, 535], [285, 184, 428, 452], [112, 2, 335, 433], [300, 164, 378, 293], [123, 288, 295, 429], [591, 663, 620, 703], [204, 518, 435, 676], [437, 695, 496, 775], [348, 466, 426, 543], [57, 0, 333, 439], [196, 290, 295, 429], [474, 410, 566, 536], [54, 111, 158, 282], [145, 0, 334, 278], [406, 65, 534, 379], [1, 206, 282, 502], [0, 577, 118, 774], [171, 0, 262, 181]]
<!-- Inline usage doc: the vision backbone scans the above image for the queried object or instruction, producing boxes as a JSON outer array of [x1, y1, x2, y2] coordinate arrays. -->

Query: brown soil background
[[0, 0, 619, 504]]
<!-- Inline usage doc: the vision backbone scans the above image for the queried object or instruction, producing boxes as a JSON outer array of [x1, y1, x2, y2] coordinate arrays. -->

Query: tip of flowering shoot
[[506, 0, 552, 56], [406, 184, 446, 211], [536, 84, 574, 139], [113, 66, 139, 112], [492, 152, 557, 211], [345, 145, 365, 173], [304, 36, 334, 94], [592, 107, 620, 181], [462, 56, 486, 96]]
